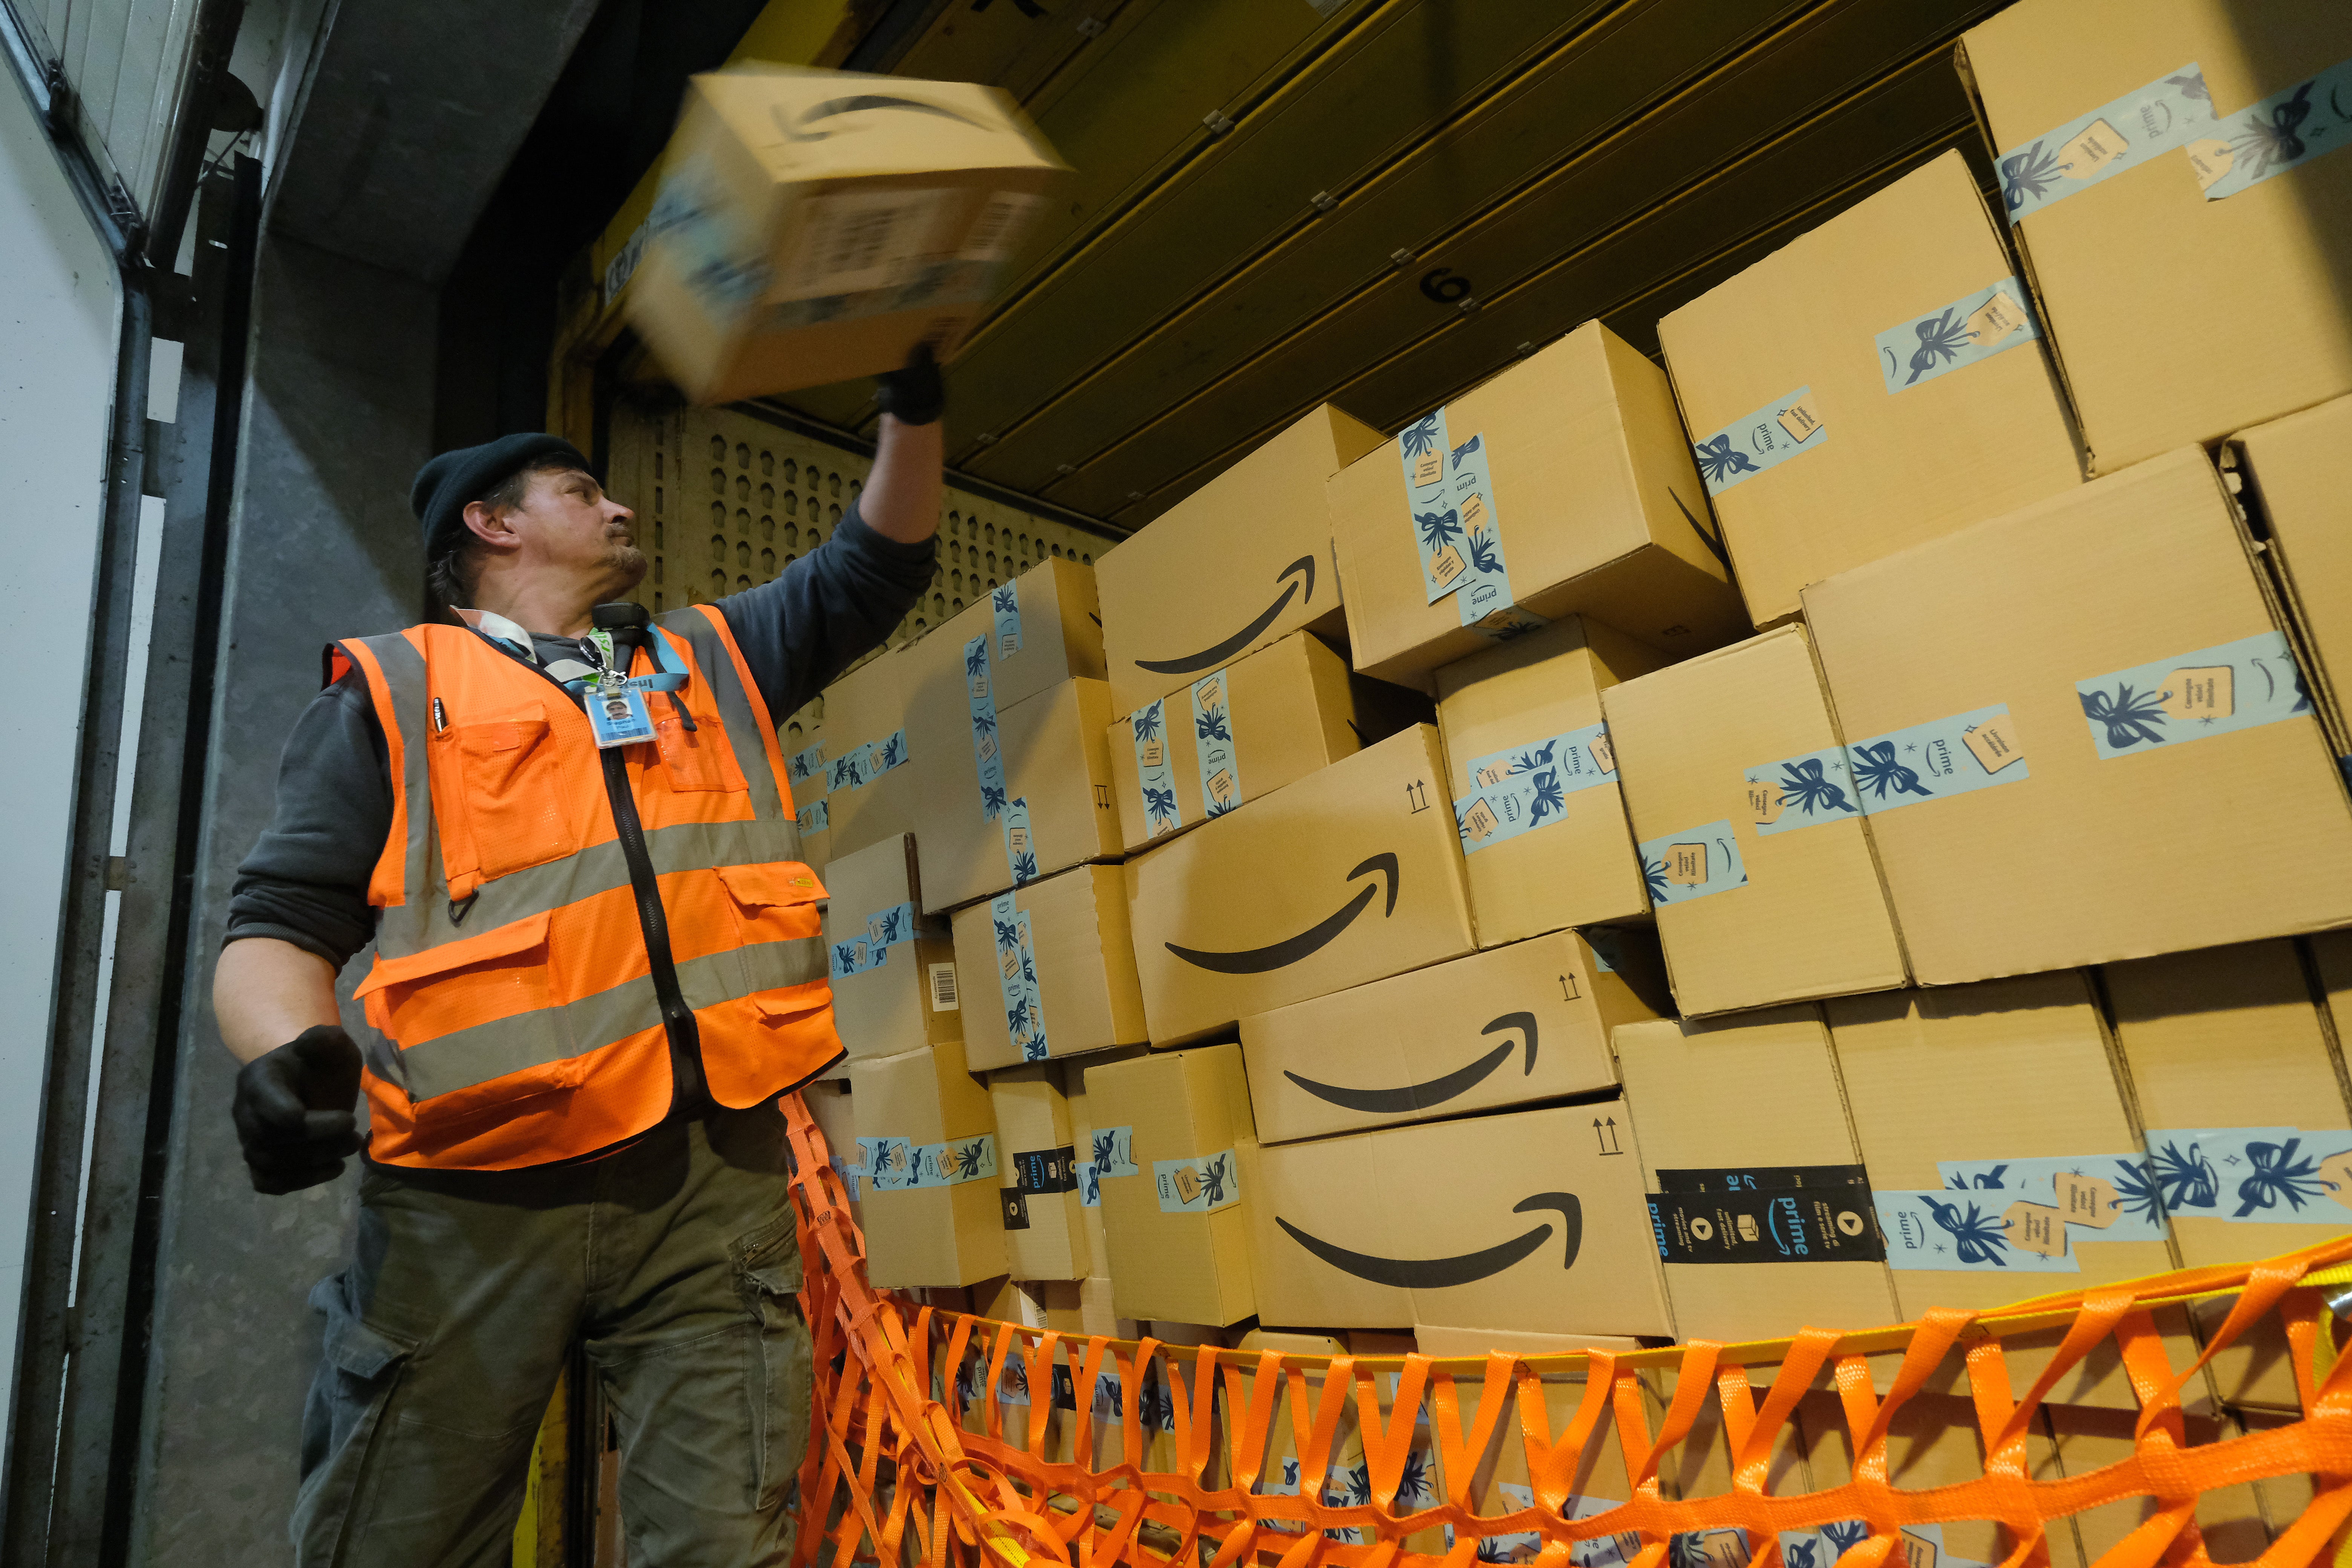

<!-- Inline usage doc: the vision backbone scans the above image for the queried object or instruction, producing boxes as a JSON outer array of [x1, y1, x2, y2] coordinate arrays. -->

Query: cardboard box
[[800, 1078, 862, 1230], [818, 647, 924, 861], [1956, 0, 2352, 476], [2231, 393, 2352, 755], [628, 66, 1063, 403], [824, 834, 961, 1062], [850, 1039, 1007, 1289], [1442, 1354, 1644, 1558], [1107, 631, 1413, 855], [1802, 447, 2352, 985], [906, 556, 1106, 721], [1086, 1045, 1258, 1326], [1434, 617, 1665, 945], [1602, 623, 1908, 1016], [1066, 1046, 1147, 1287], [1656, 151, 2083, 628], [1246, 1099, 1674, 1338], [1239, 931, 1654, 1146], [913, 677, 1121, 913], [1327, 322, 1746, 687], [1615, 1007, 1900, 1346], [950, 864, 1144, 1072], [1098, 404, 1385, 718], [988, 1063, 1090, 1282], [1125, 726, 1476, 1046], [1826, 973, 2198, 1412], [1407, 1326, 1646, 1359], [2102, 937, 2352, 1412], [1240, 1334, 1449, 1554]]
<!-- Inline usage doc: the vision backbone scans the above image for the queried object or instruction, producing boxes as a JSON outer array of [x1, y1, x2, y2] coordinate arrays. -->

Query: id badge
[[585, 681, 657, 749]]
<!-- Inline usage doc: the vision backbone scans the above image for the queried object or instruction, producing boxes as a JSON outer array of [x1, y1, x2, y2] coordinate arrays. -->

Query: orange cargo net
[[778, 1096, 2352, 1568]]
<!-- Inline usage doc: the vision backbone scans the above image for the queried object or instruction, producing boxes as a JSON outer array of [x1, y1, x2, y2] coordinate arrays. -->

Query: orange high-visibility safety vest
[[327, 605, 838, 1170]]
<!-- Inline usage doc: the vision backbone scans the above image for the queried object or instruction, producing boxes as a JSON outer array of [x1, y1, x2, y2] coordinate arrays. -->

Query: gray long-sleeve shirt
[[226, 504, 933, 968]]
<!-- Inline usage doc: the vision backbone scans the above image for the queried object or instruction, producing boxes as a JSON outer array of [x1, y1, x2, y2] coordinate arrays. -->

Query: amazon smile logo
[[779, 95, 993, 140], [1283, 1012, 1536, 1114], [1276, 1194, 1582, 1288], [1133, 557, 1316, 677], [1165, 853, 1396, 975]]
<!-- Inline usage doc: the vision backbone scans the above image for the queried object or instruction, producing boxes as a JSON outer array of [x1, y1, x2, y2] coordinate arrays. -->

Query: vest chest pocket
[[652, 710, 748, 794], [432, 703, 576, 891]]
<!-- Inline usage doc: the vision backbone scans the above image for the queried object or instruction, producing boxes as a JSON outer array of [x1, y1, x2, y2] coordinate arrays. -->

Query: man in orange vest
[[212, 351, 946, 1564]]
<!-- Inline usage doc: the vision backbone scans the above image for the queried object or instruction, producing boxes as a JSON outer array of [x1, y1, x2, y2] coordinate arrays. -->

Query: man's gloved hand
[[874, 342, 944, 426], [233, 1025, 366, 1195]]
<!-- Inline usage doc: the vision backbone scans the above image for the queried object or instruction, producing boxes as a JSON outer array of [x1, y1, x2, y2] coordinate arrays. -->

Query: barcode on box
[[929, 963, 960, 1012]]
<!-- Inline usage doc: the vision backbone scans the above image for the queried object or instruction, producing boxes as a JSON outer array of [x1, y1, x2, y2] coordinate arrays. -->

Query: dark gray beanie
[[409, 433, 590, 560]]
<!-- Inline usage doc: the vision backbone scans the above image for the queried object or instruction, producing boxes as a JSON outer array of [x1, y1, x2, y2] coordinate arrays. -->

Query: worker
[[212, 349, 946, 1565]]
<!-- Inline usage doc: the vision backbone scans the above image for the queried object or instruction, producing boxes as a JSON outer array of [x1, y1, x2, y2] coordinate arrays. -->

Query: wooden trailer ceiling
[[759, 0, 2008, 528]]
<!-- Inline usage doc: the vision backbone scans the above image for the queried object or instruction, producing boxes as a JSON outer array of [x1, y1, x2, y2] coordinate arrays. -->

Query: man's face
[[510, 467, 645, 594]]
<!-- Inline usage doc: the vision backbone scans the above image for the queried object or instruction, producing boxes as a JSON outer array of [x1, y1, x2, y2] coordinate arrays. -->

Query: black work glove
[[233, 1025, 365, 1195], [874, 342, 945, 426]]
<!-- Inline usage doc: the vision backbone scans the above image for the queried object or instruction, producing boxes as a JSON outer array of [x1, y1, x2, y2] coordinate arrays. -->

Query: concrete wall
[[128, 236, 433, 1561], [0, 62, 122, 1445]]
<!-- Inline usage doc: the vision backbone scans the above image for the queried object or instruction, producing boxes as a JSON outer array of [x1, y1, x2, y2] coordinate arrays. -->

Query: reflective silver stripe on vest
[[392, 934, 825, 1101]]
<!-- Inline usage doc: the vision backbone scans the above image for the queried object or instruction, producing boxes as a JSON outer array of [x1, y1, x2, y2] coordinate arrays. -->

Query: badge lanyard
[[579, 627, 691, 750]]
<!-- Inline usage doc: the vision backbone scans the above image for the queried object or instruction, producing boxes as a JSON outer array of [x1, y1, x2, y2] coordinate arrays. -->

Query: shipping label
[[858, 1133, 998, 1192], [1649, 1185, 1885, 1265], [1396, 406, 1546, 642], [1843, 704, 2029, 816], [929, 962, 960, 1012], [960, 190, 1048, 263], [1002, 793, 1041, 887], [774, 185, 955, 301], [787, 740, 828, 796], [1743, 745, 1862, 837], [1077, 1125, 1139, 1208], [1937, 1153, 2170, 1244], [2142, 1125, 2352, 1224], [1873, 1189, 2082, 1274], [964, 633, 1008, 822], [1636, 820, 1747, 905], [986, 892, 1050, 1063], [1995, 64, 2214, 222], [1153, 1149, 1240, 1214], [1876, 277, 2042, 394], [796, 798, 829, 836], [2193, 55, 2352, 200], [1130, 698, 1183, 840], [2075, 630, 2311, 760], [1691, 386, 1827, 498], [991, 581, 1023, 658], [1190, 669, 1243, 818]]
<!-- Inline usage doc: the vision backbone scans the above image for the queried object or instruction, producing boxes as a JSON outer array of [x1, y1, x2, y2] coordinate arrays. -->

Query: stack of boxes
[[786, 0, 2352, 1551]]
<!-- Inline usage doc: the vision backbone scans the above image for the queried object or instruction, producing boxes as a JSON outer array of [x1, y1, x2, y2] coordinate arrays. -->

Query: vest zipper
[[486, 632, 713, 1116]]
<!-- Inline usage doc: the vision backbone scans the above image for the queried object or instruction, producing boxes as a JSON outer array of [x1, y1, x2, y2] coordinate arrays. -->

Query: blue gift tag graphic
[[2196, 56, 2352, 200], [866, 901, 916, 954], [964, 633, 1007, 821], [2075, 630, 2310, 760], [1691, 387, 1826, 497], [991, 581, 1023, 658], [1396, 406, 1544, 642], [1742, 745, 1861, 837], [1190, 668, 1243, 818], [987, 892, 1049, 1062], [796, 798, 828, 835], [1001, 795, 1040, 886], [1997, 64, 2214, 222], [2143, 1126, 2352, 1223], [1153, 1149, 1240, 1214], [1935, 1153, 2170, 1241], [1844, 704, 2029, 816], [1130, 699, 1183, 839], [787, 740, 827, 790], [1874, 1190, 2081, 1274], [1875, 278, 2041, 394], [1461, 721, 1615, 795], [869, 728, 909, 776], [1635, 820, 1747, 905]]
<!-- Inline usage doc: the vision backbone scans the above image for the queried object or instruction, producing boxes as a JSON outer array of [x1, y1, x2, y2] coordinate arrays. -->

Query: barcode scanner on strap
[[592, 602, 697, 731]]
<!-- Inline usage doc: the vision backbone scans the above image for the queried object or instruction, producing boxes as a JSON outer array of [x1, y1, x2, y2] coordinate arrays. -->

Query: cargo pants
[[291, 1105, 812, 1567]]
